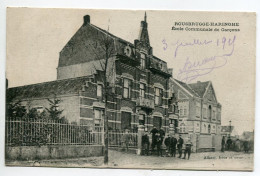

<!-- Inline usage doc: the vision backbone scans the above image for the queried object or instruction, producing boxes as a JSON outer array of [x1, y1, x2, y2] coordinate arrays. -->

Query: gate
[[108, 130, 138, 149]]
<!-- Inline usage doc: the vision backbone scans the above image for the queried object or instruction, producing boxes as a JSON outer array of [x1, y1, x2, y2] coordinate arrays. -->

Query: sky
[[6, 8, 255, 135]]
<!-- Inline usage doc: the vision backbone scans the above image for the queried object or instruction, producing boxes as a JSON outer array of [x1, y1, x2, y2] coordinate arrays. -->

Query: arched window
[[179, 123, 185, 133], [208, 124, 211, 133]]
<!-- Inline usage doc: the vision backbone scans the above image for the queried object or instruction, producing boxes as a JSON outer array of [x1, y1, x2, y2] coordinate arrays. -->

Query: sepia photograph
[[5, 8, 255, 171]]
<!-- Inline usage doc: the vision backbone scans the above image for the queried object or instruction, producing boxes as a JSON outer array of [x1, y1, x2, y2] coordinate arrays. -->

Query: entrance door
[[153, 116, 162, 129], [121, 112, 131, 130]]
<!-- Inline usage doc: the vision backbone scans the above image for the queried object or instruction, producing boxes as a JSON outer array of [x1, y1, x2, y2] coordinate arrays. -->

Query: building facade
[[7, 13, 172, 133], [7, 14, 222, 151], [169, 79, 222, 151]]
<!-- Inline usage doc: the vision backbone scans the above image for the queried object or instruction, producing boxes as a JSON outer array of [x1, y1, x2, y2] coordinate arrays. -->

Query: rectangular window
[[203, 108, 207, 118], [212, 110, 216, 120], [140, 83, 145, 98], [155, 87, 163, 105], [139, 114, 145, 125], [140, 53, 146, 69], [217, 109, 221, 121], [97, 84, 102, 97], [123, 79, 131, 98], [183, 106, 187, 116], [179, 106, 183, 116], [94, 109, 103, 126], [121, 112, 132, 130], [196, 102, 201, 117]]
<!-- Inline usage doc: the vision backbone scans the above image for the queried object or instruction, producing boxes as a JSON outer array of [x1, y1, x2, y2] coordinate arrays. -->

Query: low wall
[[5, 145, 104, 161]]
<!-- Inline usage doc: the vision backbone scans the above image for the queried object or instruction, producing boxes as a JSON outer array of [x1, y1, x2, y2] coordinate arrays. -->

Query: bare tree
[[87, 28, 116, 165]]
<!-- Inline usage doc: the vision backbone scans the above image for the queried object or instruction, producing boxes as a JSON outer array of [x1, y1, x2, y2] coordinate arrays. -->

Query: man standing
[[121, 129, 130, 152], [221, 136, 225, 152], [243, 140, 249, 153], [150, 126, 158, 153], [158, 127, 165, 140], [177, 134, 184, 158], [156, 132, 163, 157], [164, 134, 171, 156], [142, 131, 150, 155], [170, 134, 177, 157], [227, 137, 232, 151], [182, 137, 193, 160]]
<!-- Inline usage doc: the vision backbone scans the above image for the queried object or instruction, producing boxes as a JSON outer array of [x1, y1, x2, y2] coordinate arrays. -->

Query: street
[[6, 150, 254, 171]]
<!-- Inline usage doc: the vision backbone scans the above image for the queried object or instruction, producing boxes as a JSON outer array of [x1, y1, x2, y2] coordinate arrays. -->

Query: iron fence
[[108, 130, 138, 148], [5, 119, 103, 146]]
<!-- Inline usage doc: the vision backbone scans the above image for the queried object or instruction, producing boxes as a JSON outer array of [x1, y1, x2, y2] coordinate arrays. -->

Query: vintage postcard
[[5, 8, 255, 171]]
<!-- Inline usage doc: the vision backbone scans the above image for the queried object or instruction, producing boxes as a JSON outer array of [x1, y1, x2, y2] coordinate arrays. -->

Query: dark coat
[[221, 138, 226, 145], [158, 129, 165, 139], [170, 137, 177, 148], [156, 134, 162, 145], [164, 137, 171, 146], [150, 128, 158, 140], [142, 134, 150, 145], [177, 137, 184, 149]]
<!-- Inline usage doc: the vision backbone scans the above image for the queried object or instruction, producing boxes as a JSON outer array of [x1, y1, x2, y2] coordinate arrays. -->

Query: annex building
[[169, 79, 222, 151]]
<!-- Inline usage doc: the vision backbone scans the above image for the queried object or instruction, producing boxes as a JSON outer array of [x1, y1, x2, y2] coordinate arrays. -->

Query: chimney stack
[[168, 68, 173, 77], [83, 15, 90, 25]]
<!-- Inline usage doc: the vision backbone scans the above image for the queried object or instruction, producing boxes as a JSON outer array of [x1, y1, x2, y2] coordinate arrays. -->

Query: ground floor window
[[139, 114, 145, 125], [153, 116, 162, 129], [121, 111, 131, 130], [94, 109, 104, 127]]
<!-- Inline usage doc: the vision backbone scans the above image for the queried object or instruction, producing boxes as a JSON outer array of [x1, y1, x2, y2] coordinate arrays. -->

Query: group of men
[[142, 126, 193, 160]]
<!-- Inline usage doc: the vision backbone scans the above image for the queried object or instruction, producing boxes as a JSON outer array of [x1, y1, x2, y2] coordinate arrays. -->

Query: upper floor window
[[196, 102, 201, 117], [208, 105, 212, 119], [154, 87, 163, 105], [179, 123, 185, 133], [217, 109, 221, 121], [183, 106, 187, 116], [123, 78, 131, 99], [139, 114, 145, 125], [140, 53, 146, 69], [203, 108, 207, 118], [97, 84, 102, 97], [212, 110, 216, 120], [203, 124, 207, 132], [179, 106, 183, 116], [212, 125, 216, 133], [179, 105, 187, 116], [208, 124, 211, 133], [140, 83, 145, 98]]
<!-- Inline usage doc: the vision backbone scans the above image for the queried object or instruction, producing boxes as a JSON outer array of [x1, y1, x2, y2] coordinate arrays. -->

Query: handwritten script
[[162, 35, 236, 83]]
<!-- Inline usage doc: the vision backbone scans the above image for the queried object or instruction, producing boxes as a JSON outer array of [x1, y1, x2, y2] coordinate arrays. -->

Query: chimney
[[168, 68, 173, 77], [83, 15, 90, 25]]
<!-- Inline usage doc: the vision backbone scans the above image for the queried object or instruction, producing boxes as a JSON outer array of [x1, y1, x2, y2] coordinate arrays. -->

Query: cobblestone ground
[[6, 150, 254, 171]]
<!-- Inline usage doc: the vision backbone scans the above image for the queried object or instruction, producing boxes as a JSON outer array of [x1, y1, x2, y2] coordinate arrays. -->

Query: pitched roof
[[58, 17, 169, 75], [188, 81, 210, 98], [58, 22, 134, 68], [172, 78, 200, 97], [7, 76, 91, 101]]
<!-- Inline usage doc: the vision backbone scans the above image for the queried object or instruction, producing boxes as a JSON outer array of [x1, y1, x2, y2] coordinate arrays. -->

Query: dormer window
[[140, 53, 146, 69]]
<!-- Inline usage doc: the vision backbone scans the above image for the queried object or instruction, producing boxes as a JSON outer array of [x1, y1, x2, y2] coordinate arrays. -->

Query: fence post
[[137, 125, 144, 155]]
